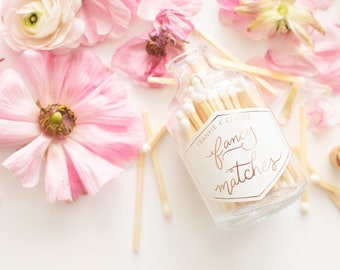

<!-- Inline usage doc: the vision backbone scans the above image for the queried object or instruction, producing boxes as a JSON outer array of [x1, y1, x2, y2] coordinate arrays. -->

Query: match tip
[[163, 202, 172, 217], [141, 143, 151, 153], [278, 115, 288, 126], [309, 173, 320, 183], [300, 201, 309, 214]]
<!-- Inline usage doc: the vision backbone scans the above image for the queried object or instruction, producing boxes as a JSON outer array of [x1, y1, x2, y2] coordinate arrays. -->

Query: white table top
[[0, 1, 340, 269]]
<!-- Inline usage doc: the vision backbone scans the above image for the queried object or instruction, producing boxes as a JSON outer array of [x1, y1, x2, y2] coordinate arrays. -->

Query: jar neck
[[166, 46, 214, 85]]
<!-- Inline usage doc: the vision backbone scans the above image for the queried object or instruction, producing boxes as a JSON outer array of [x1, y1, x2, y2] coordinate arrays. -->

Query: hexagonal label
[[184, 108, 291, 202]]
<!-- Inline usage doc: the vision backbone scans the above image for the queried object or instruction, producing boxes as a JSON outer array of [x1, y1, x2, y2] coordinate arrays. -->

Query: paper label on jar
[[184, 108, 291, 202]]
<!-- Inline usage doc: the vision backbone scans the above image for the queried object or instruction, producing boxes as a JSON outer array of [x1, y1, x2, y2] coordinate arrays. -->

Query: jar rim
[[166, 45, 208, 72]]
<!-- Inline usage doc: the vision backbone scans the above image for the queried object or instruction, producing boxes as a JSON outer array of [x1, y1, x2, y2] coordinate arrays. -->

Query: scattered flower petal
[[305, 97, 338, 135]]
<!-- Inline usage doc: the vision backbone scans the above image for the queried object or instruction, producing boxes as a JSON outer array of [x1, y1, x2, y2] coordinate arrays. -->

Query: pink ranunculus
[[111, 9, 194, 88], [1, 0, 85, 52], [305, 97, 338, 135], [77, 0, 138, 46], [0, 49, 144, 202], [137, 0, 202, 20]]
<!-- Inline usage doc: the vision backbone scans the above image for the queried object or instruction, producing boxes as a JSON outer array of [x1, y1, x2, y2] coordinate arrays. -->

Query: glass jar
[[166, 46, 307, 229]]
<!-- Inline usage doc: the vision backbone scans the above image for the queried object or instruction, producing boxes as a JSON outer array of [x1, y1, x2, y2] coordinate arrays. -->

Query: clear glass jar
[[166, 46, 307, 229]]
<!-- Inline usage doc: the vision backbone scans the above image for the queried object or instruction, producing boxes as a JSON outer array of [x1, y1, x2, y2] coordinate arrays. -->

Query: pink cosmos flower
[[305, 97, 338, 135], [111, 9, 195, 88], [77, 0, 139, 46], [0, 49, 144, 202], [1, 0, 85, 52]]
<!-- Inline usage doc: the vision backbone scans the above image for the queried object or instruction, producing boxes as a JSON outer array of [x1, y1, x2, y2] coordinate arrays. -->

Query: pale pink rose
[[77, 0, 138, 46], [0, 49, 144, 202], [137, 0, 202, 20], [305, 97, 338, 135], [1, 0, 85, 52], [111, 9, 194, 88]]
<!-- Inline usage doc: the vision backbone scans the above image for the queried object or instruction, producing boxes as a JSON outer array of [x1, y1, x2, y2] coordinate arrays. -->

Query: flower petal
[[20, 49, 110, 106], [0, 119, 40, 147], [63, 138, 124, 196], [154, 9, 194, 40], [44, 142, 72, 202], [0, 69, 39, 122], [72, 74, 144, 132], [69, 123, 143, 167], [2, 134, 51, 187]]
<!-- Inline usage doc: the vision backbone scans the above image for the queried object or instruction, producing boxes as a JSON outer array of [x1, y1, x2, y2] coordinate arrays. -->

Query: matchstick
[[142, 112, 171, 217], [141, 123, 167, 153], [299, 106, 309, 213], [294, 146, 340, 209], [278, 84, 299, 126], [133, 144, 145, 252]]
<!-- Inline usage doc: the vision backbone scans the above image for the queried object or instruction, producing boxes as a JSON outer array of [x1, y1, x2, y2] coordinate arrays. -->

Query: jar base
[[210, 183, 307, 229]]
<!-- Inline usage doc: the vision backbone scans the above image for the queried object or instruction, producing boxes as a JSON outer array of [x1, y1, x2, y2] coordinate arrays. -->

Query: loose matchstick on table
[[299, 106, 309, 214], [133, 137, 146, 252], [142, 112, 171, 217]]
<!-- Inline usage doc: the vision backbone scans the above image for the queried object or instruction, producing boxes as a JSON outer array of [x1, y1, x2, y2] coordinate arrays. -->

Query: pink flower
[[305, 97, 338, 135], [0, 49, 144, 202], [77, 0, 138, 46], [111, 9, 194, 88], [256, 21, 340, 93], [217, 0, 325, 48], [1, 0, 85, 52]]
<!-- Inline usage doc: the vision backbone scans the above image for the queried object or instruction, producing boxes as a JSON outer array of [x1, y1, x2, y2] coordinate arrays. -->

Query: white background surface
[[0, 1, 340, 269]]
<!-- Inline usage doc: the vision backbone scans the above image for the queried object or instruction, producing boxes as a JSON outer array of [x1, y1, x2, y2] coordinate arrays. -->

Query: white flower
[[1, 0, 85, 52]]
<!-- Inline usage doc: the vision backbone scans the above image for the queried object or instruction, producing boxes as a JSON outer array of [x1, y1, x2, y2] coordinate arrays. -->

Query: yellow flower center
[[277, 3, 289, 17], [39, 104, 76, 138], [24, 12, 40, 27]]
